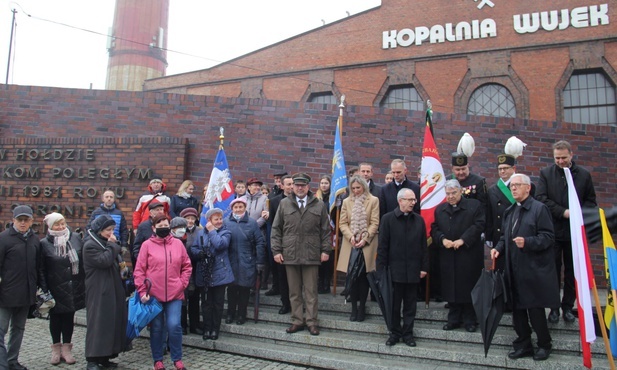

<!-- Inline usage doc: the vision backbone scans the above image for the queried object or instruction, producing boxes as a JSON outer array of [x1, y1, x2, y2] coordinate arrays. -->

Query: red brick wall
[[1, 85, 615, 283]]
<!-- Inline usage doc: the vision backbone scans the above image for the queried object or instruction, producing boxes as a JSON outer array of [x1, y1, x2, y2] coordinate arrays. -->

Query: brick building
[[143, 0, 617, 125]]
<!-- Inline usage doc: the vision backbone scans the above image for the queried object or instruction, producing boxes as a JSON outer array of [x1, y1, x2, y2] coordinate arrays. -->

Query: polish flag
[[564, 167, 596, 368], [420, 122, 446, 240]]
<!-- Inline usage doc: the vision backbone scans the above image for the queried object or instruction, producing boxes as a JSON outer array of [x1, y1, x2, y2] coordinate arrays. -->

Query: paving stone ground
[[18, 318, 314, 370]]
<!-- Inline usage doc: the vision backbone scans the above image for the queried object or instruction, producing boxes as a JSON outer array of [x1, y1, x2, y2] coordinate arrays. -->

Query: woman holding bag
[[134, 214, 192, 370], [336, 176, 380, 322]]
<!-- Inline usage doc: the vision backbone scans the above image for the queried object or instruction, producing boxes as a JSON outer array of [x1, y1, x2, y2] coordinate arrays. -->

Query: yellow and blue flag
[[329, 116, 347, 214], [601, 208, 617, 357]]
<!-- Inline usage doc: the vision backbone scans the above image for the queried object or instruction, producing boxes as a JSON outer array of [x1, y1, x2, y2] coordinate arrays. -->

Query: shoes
[[465, 324, 477, 333], [533, 347, 552, 361], [236, 316, 246, 325], [357, 304, 366, 322], [385, 337, 399, 346], [61, 343, 76, 364], [50, 343, 62, 365], [508, 347, 534, 360], [182, 327, 188, 335], [308, 325, 320, 336], [210, 331, 219, 340], [264, 288, 280, 296], [87, 362, 102, 370], [174, 360, 186, 370], [99, 359, 118, 368], [404, 338, 417, 347], [548, 309, 559, 323], [153, 360, 166, 370], [442, 323, 461, 331], [202, 331, 211, 340], [444, 303, 450, 309], [563, 309, 576, 323], [260, 283, 269, 291], [278, 305, 291, 315], [434, 295, 443, 303], [225, 315, 234, 324], [190, 327, 204, 335], [286, 324, 305, 334]]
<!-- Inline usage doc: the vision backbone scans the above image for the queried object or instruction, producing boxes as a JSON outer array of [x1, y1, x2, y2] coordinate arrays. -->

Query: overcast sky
[[0, 0, 381, 90]]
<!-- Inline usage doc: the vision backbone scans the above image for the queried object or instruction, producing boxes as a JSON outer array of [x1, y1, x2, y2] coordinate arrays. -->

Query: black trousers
[[554, 239, 575, 310], [226, 285, 251, 319], [49, 311, 75, 343], [447, 302, 476, 327], [181, 288, 201, 331], [202, 285, 226, 334], [512, 307, 552, 350], [350, 271, 369, 305], [279, 265, 290, 308], [391, 282, 418, 341]]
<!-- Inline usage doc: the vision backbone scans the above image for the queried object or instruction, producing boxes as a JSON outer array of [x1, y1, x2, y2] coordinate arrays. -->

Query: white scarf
[[49, 228, 79, 275]]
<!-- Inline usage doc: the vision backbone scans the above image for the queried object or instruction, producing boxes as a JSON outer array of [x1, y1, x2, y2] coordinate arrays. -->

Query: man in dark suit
[[359, 163, 381, 198], [379, 159, 420, 218], [492, 173, 558, 361], [536, 140, 596, 324]]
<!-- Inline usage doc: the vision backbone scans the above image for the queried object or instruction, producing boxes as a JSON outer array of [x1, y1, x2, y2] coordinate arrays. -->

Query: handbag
[[199, 235, 215, 287], [32, 288, 56, 319]]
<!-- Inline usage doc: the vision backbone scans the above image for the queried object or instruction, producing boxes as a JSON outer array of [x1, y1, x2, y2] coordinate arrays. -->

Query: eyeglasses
[[497, 166, 512, 172], [402, 198, 417, 203], [510, 183, 528, 188]]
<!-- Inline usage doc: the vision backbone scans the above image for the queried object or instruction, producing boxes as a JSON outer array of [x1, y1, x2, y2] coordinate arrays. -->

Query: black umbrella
[[367, 267, 393, 331], [584, 206, 617, 244], [471, 260, 507, 357], [341, 248, 366, 301]]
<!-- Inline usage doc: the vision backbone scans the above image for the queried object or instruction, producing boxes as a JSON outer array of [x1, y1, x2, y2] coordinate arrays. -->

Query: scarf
[[49, 228, 79, 275], [349, 193, 368, 243], [178, 191, 190, 199]]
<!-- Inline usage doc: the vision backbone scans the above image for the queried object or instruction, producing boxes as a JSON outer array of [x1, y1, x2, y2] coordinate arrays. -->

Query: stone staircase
[[76, 292, 612, 369]]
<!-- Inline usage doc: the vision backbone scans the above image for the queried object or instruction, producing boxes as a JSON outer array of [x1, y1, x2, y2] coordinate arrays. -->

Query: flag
[[564, 167, 596, 368], [601, 207, 617, 357], [420, 108, 446, 240], [200, 148, 234, 225], [329, 116, 347, 214]]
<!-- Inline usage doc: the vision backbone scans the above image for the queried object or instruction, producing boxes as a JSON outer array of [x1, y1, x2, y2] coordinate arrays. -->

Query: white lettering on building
[[513, 4, 609, 34], [382, 19, 497, 49]]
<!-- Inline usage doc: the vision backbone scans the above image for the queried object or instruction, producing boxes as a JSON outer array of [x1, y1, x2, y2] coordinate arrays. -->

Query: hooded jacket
[[134, 234, 192, 303]]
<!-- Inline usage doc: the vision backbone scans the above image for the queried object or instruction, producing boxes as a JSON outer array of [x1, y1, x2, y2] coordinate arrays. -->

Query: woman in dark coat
[[39, 213, 85, 366], [83, 214, 127, 370], [190, 208, 232, 341], [431, 179, 485, 333], [170, 180, 201, 218], [224, 198, 266, 325]]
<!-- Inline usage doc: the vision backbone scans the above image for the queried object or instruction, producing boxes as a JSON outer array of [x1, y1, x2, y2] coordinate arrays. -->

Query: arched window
[[563, 72, 616, 125], [467, 84, 516, 118], [380, 85, 423, 111], [308, 92, 337, 105]]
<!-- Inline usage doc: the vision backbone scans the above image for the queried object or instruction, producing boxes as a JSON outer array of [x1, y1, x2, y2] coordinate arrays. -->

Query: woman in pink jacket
[[134, 214, 192, 370]]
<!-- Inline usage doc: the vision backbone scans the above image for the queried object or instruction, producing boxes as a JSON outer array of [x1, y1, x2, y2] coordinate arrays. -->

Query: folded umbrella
[[471, 260, 507, 357], [341, 247, 366, 302], [366, 267, 393, 331], [126, 279, 163, 343]]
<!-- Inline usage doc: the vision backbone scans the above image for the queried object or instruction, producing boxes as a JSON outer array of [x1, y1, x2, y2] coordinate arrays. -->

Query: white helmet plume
[[504, 136, 527, 158], [457, 133, 475, 157]]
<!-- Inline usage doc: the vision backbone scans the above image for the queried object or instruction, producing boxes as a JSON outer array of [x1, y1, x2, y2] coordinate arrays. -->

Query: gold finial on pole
[[219, 127, 225, 149], [339, 95, 346, 117]]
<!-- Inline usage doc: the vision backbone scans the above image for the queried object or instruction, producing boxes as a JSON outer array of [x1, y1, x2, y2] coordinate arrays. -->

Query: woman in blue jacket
[[190, 208, 232, 341]]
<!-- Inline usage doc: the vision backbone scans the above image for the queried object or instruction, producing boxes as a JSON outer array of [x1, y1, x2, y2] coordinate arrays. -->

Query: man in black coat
[[0, 205, 40, 370], [431, 180, 485, 333], [377, 188, 428, 348], [131, 200, 166, 266], [379, 159, 420, 218], [492, 174, 558, 361], [450, 153, 488, 215], [536, 140, 596, 324], [359, 163, 381, 198]]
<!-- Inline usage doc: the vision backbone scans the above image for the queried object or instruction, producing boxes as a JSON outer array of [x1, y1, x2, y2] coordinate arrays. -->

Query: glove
[[256, 264, 265, 274], [485, 241, 494, 248]]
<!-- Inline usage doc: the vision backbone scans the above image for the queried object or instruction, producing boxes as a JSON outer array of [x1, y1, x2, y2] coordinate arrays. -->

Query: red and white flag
[[564, 167, 596, 368], [420, 122, 446, 240]]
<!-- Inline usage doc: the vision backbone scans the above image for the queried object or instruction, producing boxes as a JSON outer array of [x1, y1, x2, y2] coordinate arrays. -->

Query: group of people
[[0, 138, 596, 368]]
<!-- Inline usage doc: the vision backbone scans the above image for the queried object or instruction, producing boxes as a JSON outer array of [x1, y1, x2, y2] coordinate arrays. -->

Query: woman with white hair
[[190, 208, 232, 341], [39, 213, 85, 365]]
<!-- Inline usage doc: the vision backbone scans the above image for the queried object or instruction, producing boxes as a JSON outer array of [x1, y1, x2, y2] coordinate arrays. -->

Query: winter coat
[[82, 230, 127, 358], [134, 234, 192, 303], [431, 197, 485, 303], [169, 194, 200, 219], [536, 162, 596, 241], [132, 219, 154, 264], [450, 172, 489, 216], [244, 192, 267, 228], [39, 231, 86, 313], [224, 214, 266, 287], [190, 226, 233, 288], [87, 204, 129, 247], [486, 180, 536, 245], [376, 209, 428, 284], [0, 226, 39, 308], [271, 192, 332, 266], [336, 194, 380, 273], [132, 192, 171, 229], [378, 177, 421, 217], [495, 196, 559, 309]]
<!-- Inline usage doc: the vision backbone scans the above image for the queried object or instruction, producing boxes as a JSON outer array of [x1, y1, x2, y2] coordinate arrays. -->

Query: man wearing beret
[[132, 200, 166, 266], [0, 205, 40, 370], [271, 173, 332, 336]]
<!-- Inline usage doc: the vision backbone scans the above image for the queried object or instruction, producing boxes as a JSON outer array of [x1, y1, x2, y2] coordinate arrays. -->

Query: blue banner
[[200, 148, 234, 225], [329, 116, 348, 213]]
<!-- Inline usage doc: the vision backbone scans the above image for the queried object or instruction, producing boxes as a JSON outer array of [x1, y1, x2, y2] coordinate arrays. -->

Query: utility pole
[[5, 8, 17, 86]]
